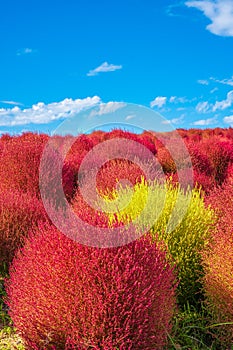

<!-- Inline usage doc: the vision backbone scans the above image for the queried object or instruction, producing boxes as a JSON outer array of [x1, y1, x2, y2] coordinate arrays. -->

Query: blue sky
[[1, 0, 233, 134]]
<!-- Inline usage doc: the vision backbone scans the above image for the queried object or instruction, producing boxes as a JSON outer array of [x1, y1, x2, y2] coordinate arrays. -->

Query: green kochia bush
[[6, 223, 177, 350], [158, 185, 216, 306], [107, 180, 215, 306]]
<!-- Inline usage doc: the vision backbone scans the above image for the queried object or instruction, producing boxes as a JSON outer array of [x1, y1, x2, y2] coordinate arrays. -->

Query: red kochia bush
[[186, 142, 213, 176], [6, 224, 177, 350], [202, 138, 233, 185], [0, 188, 48, 269], [205, 181, 233, 231], [102, 129, 157, 156], [0, 132, 48, 195], [95, 159, 152, 195], [0, 133, 75, 201]]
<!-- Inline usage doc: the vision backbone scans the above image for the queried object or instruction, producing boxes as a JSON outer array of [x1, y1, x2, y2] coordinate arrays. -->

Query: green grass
[[167, 302, 233, 350]]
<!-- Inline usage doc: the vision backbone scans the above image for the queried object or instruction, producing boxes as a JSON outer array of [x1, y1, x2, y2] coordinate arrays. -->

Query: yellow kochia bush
[[99, 178, 216, 306]]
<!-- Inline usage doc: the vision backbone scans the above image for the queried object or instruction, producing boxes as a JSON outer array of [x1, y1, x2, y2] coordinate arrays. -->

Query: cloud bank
[[0, 96, 101, 126]]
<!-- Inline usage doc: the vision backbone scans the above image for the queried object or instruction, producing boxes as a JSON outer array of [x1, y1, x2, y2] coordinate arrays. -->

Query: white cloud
[[98, 102, 125, 115], [196, 101, 211, 113], [87, 62, 122, 76], [210, 87, 218, 93], [162, 115, 185, 125], [0, 100, 24, 106], [185, 0, 233, 36], [169, 96, 188, 104], [194, 91, 233, 114], [166, 2, 189, 17], [125, 114, 136, 121], [89, 102, 126, 117], [17, 48, 36, 56], [169, 96, 176, 103], [197, 79, 209, 85], [210, 75, 233, 86], [223, 114, 233, 125], [213, 90, 233, 111], [150, 96, 167, 108], [0, 96, 101, 126], [193, 117, 217, 125]]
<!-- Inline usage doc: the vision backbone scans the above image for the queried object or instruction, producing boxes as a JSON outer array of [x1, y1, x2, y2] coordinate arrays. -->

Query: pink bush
[[6, 223, 177, 350]]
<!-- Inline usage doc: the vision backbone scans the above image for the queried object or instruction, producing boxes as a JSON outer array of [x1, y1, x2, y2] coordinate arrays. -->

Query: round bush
[[203, 182, 233, 345], [0, 188, 48, 271], [0, 133, 48, 195], [202, 228, 233, 346], [6, 223, 177, 350], [106, 180, 215, 306]]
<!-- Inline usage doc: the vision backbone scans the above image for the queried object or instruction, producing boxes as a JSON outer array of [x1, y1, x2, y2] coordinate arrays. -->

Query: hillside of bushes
[[0, 127, 233, 349]]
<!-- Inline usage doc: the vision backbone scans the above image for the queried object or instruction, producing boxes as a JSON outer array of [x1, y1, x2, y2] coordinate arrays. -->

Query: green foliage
[[0, 327, 24, 350], [105, 179, 216, 306], [168, 303, 231, 350]]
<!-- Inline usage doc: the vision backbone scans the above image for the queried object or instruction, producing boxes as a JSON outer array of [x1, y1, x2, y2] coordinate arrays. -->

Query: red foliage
[[156, 147, 177, 173], [6, 224, 177, 350], [202, 183, 233, 344], [65, 134, 95, 172], [0, 188, 48, 269], [95, 159, 146, 194], [226, 163, 233, 184], [39, 142, 76, 203], [71, 188, 111, 228], [201, 138, 233, 185], [202, 230, 233, 344], [205, 181, 233, 233], [102, 129, 157, 157], [186, 142, 213, 176], [0, 133, 76, 202], [65, 130, 158, 200], [0, 133, 48, 195]]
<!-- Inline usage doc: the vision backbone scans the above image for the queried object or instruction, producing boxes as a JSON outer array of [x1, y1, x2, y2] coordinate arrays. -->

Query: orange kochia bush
[[6, 223, 177, 350], [202, 183, 233, 344]]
